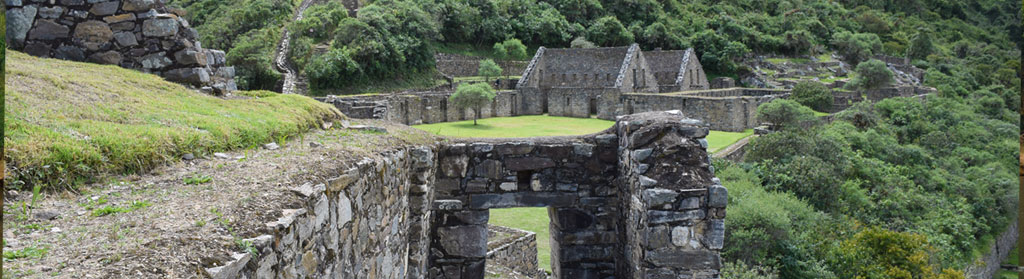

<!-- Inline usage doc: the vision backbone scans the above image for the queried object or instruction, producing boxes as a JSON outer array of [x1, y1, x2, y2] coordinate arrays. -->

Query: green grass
[[412, 115, 614, 138], [706, 129, 755, 153], [813, 110, 831, 117], [999, 246, 1019, 278], [4, 51, 341, 190], [766, 57, 811, 64], [91, 200, 152, 217], [489, 207, 552, 272]]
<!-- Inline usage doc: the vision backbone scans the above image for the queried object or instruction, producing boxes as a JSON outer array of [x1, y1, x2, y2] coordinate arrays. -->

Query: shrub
[[790, 81, 833, 112], [570, 37, 598, 48], [449, 83, 497, 125], [847, 59, 894, 89], [831, 31, 882, 64], [478, 59, 502, 82], [755, 99, 819, 130]]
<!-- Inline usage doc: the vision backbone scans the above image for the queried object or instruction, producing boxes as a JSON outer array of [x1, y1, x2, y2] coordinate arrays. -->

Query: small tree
[[493, 38, 528, 79], [790, 81, 833, 112], [756, 99, 819, 130], [906, 29, 933, 61], [478, 59, 502, 83], [570, 37, 597, 48], [847, 59, 893, 90], [586, 16, 634, 47], [450, 83, 497, 125]]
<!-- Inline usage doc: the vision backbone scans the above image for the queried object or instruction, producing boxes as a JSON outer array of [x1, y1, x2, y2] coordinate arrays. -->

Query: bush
[[847, 59, 894, 89], [478, 59, 502, 81], [827, 227, 965, 279], [790, 81, 833, 112], [831, 31, 882, 64], [570, 37, 597, 48], [755, 99, 819, 130], [585, 16, 634, 47]]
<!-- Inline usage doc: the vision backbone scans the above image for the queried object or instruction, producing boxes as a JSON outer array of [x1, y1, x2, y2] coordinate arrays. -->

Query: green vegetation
[[477, 59, 502, 83], [2, 246, 48, 260], [3, 52, 340, 190], [847, 59, 894, 89], [91, 200, 153, 217], [831, 31, 883, 65], [184, 174, 214, 185], [493, 39, 529, 79], [755, 99, 820, 130], [489, 207, 552, 272], [412, 115, 613, 138], [449, 84, 498, 125], [706, 129, 754, 153], [790, 81, 833, 112]]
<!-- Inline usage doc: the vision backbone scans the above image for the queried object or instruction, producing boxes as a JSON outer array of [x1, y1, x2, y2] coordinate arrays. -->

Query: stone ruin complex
[[203, 111, 727, 279], [5, 0, 238, 93]]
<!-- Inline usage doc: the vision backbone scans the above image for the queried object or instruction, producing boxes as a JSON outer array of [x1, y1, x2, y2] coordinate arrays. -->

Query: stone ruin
[[5, 0, 238, 93], [206, 111, 727, 279]]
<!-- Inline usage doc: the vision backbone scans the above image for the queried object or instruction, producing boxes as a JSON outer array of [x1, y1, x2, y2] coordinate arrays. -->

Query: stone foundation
[[6, 0, 237, 93]]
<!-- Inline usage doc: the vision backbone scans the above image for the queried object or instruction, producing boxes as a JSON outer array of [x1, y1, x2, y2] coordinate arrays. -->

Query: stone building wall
[[5, 0, 237, 93], [621, 92, 785, 132], [487, 225, 542, 278]]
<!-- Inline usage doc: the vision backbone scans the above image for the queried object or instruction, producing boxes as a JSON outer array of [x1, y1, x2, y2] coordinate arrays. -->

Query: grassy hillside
[[3, 51, 342, 190]]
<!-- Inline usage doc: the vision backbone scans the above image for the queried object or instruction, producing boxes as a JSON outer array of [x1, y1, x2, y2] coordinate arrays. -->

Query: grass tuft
[[4, 51, 342, 191]]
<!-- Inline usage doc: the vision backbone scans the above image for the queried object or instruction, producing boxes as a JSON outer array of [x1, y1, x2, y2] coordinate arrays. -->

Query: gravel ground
[[2, 120, 438, 278]]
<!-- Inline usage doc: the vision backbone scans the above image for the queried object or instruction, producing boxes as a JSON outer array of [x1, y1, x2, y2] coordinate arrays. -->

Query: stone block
[[495, 143, 533, 155], [648, 210, 705, 224], [73, 20, 113, 50], [451, 210, 488, 225], [29, 20, 71, 41], [174, 48, 207, 65], [678, 196, 701, 210], [113, 31, 138, 47], [434, 200, 464, 211], [122, 0, 157, 11], [440, 156, 469, 178], [465, 179, 488, 193], [54, 44, 85, 61], [140, 52, 172, 69], [643, 188, 678, 208], [645, 249, 720, 269], [90, 1, 120, 16], [142, 18, 178, 37], [708, 185, 727, 208], [6, 6, 38, 48], [38, 6, 63, 19], [705, 219, 724, 250], [24, 41, 51, 57], [473, 159, 503, 179], [504, 157, 555, 171], [103, 13, 136, 24], [437, 225, 487, 258], [551, 208, 595, 231], [164, 67, 211, 85], [559, 245, 611, 262], [87, 50, 122, 65]]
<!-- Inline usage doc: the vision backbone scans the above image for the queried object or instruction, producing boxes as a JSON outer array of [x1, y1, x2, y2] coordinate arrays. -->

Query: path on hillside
[[273, 0, 319, 94]]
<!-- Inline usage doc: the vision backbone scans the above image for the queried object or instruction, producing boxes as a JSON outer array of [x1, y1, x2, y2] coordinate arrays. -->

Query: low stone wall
[[831, 86, 935, 112], [5, 0, 237, 93], [966, 219, 1018, 279], [435, 53, 529, 77], [487, 225, 542, 278], [622, 92, 785, 132]]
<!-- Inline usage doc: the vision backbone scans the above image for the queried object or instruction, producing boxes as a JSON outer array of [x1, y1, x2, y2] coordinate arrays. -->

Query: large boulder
[[6, 6, 38, 48], [174, 49, 207, 66], [140, 52, 172, 69], [165, 67, 211, 85], [88, 51, 123, 65], [142, 18, 179, 37]]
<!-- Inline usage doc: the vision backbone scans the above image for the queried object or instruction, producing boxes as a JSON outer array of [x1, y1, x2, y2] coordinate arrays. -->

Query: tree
[[493, 38, 528, 79], [570, 37, 597, 48], [585, 16, 634, 47], [906, 29, 934, 61], [790, 81, 833, 112], [755, 99, 819, 130], [831, 31, 882, 65], [450, 83, 497, 125], [847, 59, 893, 89], [478, 59, 502, 83]]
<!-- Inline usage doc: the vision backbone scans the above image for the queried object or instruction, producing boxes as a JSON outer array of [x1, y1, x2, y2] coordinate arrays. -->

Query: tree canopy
[[449, 83, 497, 125]]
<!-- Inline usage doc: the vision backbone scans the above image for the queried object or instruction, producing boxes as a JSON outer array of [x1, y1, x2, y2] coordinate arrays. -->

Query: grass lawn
[[705, 129, 755, 153], [412, 115, 614, 138], [413, 115, 757, 273], [489, 207, 552, 272], [4, 51, 341, 190]]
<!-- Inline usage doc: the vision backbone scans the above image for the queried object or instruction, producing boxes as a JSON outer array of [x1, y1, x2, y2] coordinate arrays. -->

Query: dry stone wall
[[487, 225, 542, 278], [5, 0, 237, 93]]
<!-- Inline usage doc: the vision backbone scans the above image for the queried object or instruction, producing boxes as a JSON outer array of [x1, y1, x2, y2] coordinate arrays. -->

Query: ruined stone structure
[[644, 49, 710, 92], [207, 111, 726, 279], [5, 0, 237, 93], [435, 53, 529, 78], [486, 225, 543, 278]]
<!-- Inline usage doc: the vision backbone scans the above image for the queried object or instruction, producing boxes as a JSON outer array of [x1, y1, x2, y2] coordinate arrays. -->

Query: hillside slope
[[3, 51, 342, 190]]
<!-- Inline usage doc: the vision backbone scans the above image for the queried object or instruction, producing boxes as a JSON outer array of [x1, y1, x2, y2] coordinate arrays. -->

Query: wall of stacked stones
[[487, 225, 542, 278], [546, 88, 620, 118], [435, 53, 529, 78], [967, 220, 1018, 279], [429, 135, 623, 278], [615, 112, 725, 279], [206, 147, 438, 279], [5, 0, 237, 93], [830, 86, 932, 112], [622, 94, 778, 132]]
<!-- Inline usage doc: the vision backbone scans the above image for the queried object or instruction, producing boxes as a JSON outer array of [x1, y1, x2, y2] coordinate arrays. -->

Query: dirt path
[[273, 0, 319, 95]]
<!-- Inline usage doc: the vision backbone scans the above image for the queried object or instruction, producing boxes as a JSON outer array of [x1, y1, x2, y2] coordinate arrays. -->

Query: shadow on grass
[[450, 123, 496, 130]]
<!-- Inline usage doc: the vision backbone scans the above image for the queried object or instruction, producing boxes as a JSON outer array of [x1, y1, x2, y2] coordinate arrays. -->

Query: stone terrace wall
[[487, 225, 542, 278], [830, 86, 935, 112], [207, 147, 438, 278], [622, 92, 785, 132], [6, 0, 237, 93], [435, 53, 529, 78]]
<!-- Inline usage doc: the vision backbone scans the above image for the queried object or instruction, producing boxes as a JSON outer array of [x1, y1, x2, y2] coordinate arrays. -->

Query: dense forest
[[164, 0, 1022, 277]]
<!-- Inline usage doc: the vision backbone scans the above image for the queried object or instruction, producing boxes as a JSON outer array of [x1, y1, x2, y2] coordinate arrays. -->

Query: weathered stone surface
[[142, 18, 179, 37], [440, 156, 468, 177], [434, 200, 464, 211], [208, 253, 251, 279], [7, 6, 39, 47], [140, 53, 172, 69], [633, 148, 653, 162], [174, 49, 207, 65], [465, 179, 487, 193], [122, 0, 157, 11], [38, 6, 64, 19], [678, 196, 701, 209], [504, 157, 555, 171], [164, 67, 211, 85], [438, 225, 487, 257], [90, 1, 120, 16], [708, 185, 727, 208], [337, 193, 352, 228], [103, 13, 136, 23], [705, 219, 724, 250], [53, 45, 85, 61], [452, 210, 488, 225], [24, 41, 52, 57], [87, 51, 122, 65], [73, 20, 114, 50], [473, 159, 503, 179], [498, 182, 516, 191], [645, 249, 720, 269], [643, 188, 678, 207], [648, 210, 705, 224], [468, 192, 575, 209], [29, 20, 71, 41]]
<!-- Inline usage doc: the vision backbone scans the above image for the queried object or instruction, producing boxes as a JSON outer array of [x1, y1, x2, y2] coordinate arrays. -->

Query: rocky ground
[[2, 119, 438, 278]]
